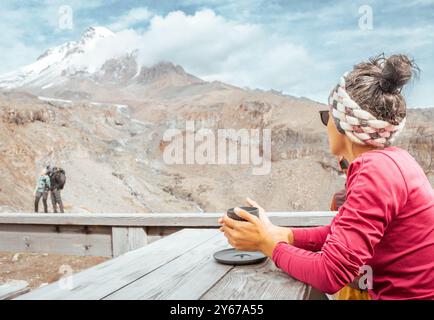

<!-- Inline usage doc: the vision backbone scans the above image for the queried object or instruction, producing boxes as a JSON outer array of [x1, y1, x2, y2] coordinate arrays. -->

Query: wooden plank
[[0, 224, 112, 256], [105, 231, 232, 300], [16, 229, 218, 300], [111, 227, 128, 257], [0, 280, 30, 300], [0, 212, 335, 227], [127, 227, 147, 249], [201, 259, 310, 300], [112, 227, 147, 257], [146, 226, 182, 244]]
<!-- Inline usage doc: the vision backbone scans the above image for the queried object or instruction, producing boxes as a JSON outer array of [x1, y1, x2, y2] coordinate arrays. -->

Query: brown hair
[[344, 54, 419, 125]]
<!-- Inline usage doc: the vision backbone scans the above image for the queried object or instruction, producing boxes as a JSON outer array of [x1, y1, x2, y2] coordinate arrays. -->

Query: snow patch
[[38, 96, 73, 106], [41, 83, 54, 89]]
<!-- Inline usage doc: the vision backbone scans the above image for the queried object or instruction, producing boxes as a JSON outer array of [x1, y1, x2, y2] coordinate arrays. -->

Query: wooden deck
[[0, 212, 335, 257], [0, 280, 30, 300], [16, 229, 324, 300]]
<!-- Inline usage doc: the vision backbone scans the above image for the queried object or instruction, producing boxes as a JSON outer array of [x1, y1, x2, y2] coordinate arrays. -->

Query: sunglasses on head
[[319, 110, 329, 126]]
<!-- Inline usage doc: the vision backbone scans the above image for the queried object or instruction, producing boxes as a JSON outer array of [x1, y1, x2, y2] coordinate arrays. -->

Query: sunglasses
[[319, 110, 329, 126]]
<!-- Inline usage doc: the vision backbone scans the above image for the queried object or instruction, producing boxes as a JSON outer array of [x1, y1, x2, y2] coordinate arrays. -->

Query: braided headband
[[328, 74, 406, 148]]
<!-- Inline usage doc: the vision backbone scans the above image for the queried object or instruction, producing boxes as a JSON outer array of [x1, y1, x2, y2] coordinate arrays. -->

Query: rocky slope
[[0, 91, 210, 213], [0, 88, 432, 213]]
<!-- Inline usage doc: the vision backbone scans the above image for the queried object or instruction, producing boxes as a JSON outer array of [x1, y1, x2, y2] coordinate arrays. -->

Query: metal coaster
[[213, 248, 267, 265]]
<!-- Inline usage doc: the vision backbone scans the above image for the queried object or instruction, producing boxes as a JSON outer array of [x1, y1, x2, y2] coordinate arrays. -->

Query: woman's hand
[[246, 198, 294, 245], [218, 198, 294, 257]]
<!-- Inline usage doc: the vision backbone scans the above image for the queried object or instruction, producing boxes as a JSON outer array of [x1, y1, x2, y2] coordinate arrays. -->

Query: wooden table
[[0, 280, 30, 300], [17, 229, 318, 300]]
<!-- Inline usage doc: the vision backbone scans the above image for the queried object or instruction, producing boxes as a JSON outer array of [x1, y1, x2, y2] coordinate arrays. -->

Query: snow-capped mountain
[[0, 27, 114, 89], [0, 26, 202, 99]]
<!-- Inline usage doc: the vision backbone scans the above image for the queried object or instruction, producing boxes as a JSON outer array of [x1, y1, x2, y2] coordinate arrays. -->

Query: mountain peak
[[35, 26, 114, 62], [81, 26, 114, 40], [0, 27, 203, 92], [136, 62, 202, 85]]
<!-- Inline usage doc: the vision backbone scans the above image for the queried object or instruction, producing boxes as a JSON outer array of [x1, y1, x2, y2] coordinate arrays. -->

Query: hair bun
[[379, 54, 417, 93]]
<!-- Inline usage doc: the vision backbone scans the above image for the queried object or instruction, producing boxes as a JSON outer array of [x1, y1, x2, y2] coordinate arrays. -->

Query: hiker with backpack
[[33, 168, 51, 213], [47, 166, 66, 213]]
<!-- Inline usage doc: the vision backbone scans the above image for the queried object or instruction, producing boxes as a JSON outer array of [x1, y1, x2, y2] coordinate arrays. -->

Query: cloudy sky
[[1, 0, 433, 107]]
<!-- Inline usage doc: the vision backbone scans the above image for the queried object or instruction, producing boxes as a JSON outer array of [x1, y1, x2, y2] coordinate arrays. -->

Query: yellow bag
[[335, 286, 371, 300]]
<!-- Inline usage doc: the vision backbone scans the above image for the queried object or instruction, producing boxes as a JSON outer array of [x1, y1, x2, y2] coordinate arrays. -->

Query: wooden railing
[[0, 212, 336, 257]]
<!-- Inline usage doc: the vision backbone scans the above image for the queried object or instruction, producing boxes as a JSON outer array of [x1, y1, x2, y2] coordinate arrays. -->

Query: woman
[[219, 54, 434, 300], [33, 168, 51, 213]]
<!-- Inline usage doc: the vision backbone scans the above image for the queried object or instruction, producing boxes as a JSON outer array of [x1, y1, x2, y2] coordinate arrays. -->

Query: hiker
[[47, 166, 66, 213], [33, 168, 51, 213], [219, 54, 434, 299]]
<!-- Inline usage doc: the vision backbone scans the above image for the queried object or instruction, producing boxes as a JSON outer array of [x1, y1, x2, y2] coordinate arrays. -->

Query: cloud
[[0, 2, 432, 107], [325, 25, 434, 51], [0, 6, 43, 73], [92, 9, 326, 97], [86, 6, 434, 106], [394, 0, 434, 8], [108, 7, 153, 31], [0, 0, 113, 73]]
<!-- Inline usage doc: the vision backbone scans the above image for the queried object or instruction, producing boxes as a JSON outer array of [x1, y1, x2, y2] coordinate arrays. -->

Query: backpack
[[55, 168, 66, 190]]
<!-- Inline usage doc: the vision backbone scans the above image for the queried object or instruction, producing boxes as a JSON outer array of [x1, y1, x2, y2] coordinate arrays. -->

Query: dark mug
[[226, 207, 259, 221]]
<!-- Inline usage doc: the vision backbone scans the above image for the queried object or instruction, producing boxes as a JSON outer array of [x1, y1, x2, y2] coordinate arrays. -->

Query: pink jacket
[[272, 147, 434, 299]]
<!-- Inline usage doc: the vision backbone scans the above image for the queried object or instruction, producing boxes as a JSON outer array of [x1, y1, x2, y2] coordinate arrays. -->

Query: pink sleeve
[[292, 226, 331, 251], [272, 154, 406, 294]]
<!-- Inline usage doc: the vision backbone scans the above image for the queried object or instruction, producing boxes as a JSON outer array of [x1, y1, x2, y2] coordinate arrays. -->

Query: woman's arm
[[34, 178, 39, 194], [291, 225, 332, 251], [45, 176, 51, 190]]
